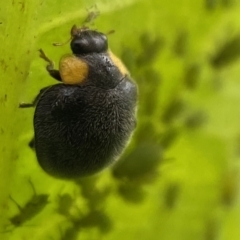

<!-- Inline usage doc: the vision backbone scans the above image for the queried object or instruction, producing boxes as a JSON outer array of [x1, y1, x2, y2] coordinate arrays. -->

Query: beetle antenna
[[53, 38, 72, 47], [52, 24, 76, 46], [53, 6, 100, 47], [53, 25, 81, 47]]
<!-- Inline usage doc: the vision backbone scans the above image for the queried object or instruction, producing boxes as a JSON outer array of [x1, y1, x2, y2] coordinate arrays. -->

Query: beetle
[[20, 24, 138, 179]]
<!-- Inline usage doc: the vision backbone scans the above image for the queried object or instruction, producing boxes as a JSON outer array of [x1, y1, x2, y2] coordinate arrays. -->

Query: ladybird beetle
[[20, 24, 138, 179]]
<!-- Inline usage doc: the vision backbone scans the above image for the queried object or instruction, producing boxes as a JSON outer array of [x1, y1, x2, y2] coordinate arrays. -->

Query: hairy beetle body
[[20, 26, 137, 179]]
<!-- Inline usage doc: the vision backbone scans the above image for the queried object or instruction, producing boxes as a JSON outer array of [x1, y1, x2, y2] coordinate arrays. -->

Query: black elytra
[[21, 27, 138, 179]]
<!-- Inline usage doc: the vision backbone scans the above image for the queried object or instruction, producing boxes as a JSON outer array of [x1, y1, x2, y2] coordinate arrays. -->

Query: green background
[[1, 0, 240, 239]]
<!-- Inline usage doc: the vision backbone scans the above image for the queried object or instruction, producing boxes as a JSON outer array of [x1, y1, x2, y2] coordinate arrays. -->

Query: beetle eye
[[71, 31, 108, 54]]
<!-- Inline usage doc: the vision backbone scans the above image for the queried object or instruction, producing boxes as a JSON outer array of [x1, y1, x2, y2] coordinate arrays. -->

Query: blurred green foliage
[[1, 0, 240, 239]]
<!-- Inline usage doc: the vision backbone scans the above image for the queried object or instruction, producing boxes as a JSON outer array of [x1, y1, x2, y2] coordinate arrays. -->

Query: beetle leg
[[39, 49, 62, 81], [19, 86, 49, 108], [19, 102, 35, 108], [28, 138, 35, 149]]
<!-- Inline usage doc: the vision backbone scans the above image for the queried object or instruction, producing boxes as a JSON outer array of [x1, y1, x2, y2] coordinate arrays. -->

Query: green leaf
[[2, 0, 240, 239]]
